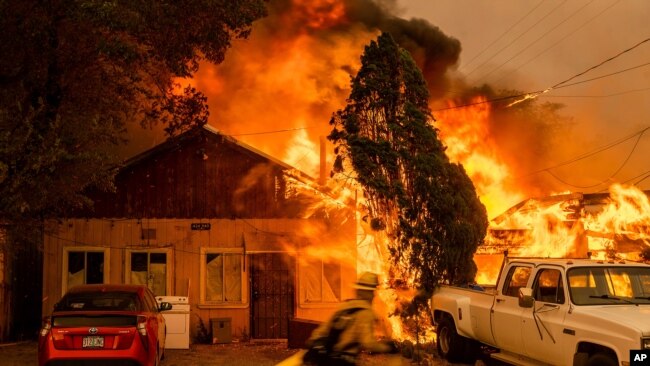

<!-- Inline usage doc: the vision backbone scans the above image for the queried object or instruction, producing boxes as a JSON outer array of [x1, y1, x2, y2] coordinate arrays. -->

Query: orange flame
[[436, 97, 525, 218], [188, 0, 650, 343]]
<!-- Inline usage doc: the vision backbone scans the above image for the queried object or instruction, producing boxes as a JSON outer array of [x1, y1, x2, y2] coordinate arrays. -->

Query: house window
[[301, 260, 341, 303], [63, 248, 109, 294], [200, 248, 244, 304], [126, 249, 170, 296]]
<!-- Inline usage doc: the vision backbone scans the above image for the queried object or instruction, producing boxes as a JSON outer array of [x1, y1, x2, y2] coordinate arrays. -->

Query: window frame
[[298, 258, 342, 307], [124, 248, 172, 296], [199, 247, 248, 308], [61, 246, 110, 295], [532, 267, 565, 304], [501, 265, 532, 297]]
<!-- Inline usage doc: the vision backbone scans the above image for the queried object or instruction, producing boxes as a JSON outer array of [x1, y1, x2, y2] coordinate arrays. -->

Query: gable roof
[[124, 124, 308, 177]]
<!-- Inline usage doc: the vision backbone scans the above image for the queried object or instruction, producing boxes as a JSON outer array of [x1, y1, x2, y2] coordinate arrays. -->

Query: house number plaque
[[191, 223, 211, 230]]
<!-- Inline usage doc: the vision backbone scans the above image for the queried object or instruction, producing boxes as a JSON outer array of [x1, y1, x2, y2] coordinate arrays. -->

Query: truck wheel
[[586, 353, 617, 366], [436, 316, 475, 363]]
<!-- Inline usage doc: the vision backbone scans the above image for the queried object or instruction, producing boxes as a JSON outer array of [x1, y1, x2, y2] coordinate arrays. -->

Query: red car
[[38, 284, 172, 366]]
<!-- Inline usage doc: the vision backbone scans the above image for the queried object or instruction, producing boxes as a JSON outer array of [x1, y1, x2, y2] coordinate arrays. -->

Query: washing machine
[[156, 295, 190, 349]]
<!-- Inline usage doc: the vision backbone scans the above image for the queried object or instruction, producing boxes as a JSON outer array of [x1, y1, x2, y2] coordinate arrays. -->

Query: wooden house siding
[[86, 128, 293, 219], [43, 218, 356, 341]]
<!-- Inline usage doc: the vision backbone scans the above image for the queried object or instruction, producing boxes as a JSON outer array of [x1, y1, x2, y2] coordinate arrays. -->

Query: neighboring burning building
[[42, 124, 357, 342], [475, 188, 650, 284]]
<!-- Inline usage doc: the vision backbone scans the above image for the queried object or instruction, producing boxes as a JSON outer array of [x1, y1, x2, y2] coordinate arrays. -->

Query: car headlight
[[642, 338, 650, 349]]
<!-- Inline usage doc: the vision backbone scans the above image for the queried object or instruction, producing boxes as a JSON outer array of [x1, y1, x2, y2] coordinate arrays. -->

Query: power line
[[459, 0, 545, 72], [227, 40, 649, 137], [540, 86, 650, 98], [479, 0, 596, 83], [434, 57, 650, 112], [551, 38, 650, 90], [221, 41, 649, 137], [493, 0, 621, 84], [522, 126, 650, 177], [597, 169, 650, 192], [466, 0, 568, 79], [541, 128, 645, 189], [229, 126, 315, 136], [546, 61, 650, 89], [507, 37, 650, 106], [634, 174, 650, 187]]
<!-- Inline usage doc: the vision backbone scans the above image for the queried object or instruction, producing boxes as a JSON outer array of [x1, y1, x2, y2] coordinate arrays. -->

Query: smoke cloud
[[189, 0, 463, 178], [124, 0, 637, 216]]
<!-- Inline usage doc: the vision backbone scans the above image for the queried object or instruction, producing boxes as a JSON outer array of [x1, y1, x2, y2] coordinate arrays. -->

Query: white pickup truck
[[431, 256, 650, 366]]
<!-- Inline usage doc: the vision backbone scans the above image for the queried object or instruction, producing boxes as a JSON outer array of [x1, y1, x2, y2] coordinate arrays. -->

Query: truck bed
[[432, 285, 497, 346]]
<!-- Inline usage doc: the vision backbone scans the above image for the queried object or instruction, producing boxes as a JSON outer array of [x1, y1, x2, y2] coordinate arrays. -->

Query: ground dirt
[[0, 340, 500, 365]]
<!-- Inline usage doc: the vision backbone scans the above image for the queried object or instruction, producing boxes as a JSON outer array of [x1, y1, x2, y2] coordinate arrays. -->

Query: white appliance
[[156, 295, 190, 349]]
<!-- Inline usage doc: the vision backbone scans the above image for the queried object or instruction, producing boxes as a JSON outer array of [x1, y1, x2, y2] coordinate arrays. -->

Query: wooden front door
[[250, 253, 295, 339]]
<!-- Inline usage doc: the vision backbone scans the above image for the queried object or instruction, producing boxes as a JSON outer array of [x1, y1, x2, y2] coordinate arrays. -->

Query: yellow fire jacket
[[305, 299, 392, 357]]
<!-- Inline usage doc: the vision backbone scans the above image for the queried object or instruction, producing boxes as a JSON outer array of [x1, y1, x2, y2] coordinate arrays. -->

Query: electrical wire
[[551, 38, 650, 90], [596, 169, 650, 192], [466, 0, 568, 79], [634, 174, 650, 187], [540, 86, 650, 98], [459, 0, 545, 72], [434, 58, 650, 112], [541, 128, 645, 189], [507, 37, 650, 106], [479, 0, 596, 83], [546, 61, 650, 89], [521, 126, 650, 177], [493, 0, 621, 84], [229, 126, 315, 136]]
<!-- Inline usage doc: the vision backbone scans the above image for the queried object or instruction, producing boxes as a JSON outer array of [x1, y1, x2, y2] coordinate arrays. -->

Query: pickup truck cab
[[432, 256, 650, 366]]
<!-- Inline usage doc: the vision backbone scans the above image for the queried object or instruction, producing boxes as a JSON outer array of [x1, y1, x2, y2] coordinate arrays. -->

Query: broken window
[[204, 252, 243, 303], [127, 250, 168, 296], [65, 250, 106, 291], [301, 260, 341, 303]]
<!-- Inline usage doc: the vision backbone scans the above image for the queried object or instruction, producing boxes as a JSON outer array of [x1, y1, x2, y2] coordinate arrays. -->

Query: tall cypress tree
[[329, 33, 488, 295]]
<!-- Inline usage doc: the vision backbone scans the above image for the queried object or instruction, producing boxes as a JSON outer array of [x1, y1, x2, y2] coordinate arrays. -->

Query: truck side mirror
[[519, 288, 534, 308]]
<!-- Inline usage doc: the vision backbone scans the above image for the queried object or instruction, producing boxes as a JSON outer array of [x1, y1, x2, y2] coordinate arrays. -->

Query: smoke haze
[[126, 0, 650, 216]]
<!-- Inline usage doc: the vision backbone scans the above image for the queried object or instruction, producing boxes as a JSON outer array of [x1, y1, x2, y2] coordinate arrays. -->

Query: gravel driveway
[[0, 340, 489, 366]]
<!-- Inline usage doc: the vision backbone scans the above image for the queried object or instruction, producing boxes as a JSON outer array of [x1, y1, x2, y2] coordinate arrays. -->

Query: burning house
[[41, 124, 357, 343], [475, 187, 650, 284]]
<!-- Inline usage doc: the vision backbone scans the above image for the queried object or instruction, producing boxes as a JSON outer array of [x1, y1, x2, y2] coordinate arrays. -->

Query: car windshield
[[568, 266, 650, 305], [56, 291, 141, 311]]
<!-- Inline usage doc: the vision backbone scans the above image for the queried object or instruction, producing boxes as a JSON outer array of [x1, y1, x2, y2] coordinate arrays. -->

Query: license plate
[[82, 336, 104, 348]]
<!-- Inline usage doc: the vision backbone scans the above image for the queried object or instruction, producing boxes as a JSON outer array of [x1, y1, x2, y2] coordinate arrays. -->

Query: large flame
[[436, 97, 526, 217], [187, 0, 650, 343], [433, 97, 650, 286]]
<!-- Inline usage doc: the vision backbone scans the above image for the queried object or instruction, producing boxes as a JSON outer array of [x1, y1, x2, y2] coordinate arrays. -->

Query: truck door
[[491, 264, 532, 353], [521, 267, 568, 365]]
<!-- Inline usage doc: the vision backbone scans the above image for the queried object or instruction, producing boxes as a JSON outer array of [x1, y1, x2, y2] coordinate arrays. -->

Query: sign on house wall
[[191, 223, 211, 231]]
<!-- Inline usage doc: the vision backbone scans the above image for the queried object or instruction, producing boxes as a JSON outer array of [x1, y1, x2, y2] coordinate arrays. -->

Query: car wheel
[[586, 352, 617, 366], [436, 316, 475, 363]]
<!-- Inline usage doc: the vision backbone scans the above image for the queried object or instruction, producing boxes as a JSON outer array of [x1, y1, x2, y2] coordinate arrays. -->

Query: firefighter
[[301, 272, 399, 366]]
